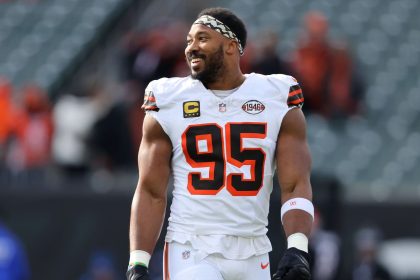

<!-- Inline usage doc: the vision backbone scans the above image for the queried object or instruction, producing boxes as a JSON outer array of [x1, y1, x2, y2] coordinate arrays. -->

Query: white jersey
[[143, 73, 303, 258]]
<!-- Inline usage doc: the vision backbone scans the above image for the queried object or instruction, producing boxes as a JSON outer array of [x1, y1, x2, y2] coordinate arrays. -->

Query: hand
[[272, 247, 311, 280], [126, 264, 150, 280]]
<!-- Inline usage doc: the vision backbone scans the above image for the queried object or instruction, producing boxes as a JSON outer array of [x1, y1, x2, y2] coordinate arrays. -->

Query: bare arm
[[276, 108, 313, 238], [129, 114, 172, 254]]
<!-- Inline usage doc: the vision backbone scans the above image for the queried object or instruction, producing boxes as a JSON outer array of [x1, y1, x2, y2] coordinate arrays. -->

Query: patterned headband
[[193, 15, 244, 55]]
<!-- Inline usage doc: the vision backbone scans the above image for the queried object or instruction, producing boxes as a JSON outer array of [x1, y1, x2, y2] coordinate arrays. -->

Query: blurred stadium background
[[1, 0, 420, 279]]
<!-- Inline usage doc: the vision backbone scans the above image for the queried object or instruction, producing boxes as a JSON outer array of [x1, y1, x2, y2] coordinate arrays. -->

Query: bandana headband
[[193, 15, 244, 55]]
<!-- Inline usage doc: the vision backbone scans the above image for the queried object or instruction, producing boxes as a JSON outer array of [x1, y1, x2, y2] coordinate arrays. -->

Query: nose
[[185, 39, 199, 55]]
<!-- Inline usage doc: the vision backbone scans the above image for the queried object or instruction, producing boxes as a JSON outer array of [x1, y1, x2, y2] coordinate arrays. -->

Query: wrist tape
[[129, 250, 151, 268], [287, 232, 309, 252], [281, 197, 314, 223]]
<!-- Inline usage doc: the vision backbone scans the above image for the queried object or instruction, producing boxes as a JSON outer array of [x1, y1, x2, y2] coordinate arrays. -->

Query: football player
[[127, 7, 313, 280]]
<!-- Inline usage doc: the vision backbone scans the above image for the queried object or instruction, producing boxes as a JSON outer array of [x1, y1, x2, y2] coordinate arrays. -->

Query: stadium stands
[[0, 0, 131, 90], [220, 0, 420, 202], [1, 0, 419, 202]]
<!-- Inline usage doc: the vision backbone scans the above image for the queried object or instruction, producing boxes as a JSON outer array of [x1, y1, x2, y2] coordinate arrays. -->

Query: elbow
[[137, 181, 167, 203], [281, 180, 312, 201]]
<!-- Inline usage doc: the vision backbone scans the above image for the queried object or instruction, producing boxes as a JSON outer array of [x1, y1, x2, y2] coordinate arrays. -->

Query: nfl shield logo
[[182, 250, 191, 259], [219, 103, 226, 112]]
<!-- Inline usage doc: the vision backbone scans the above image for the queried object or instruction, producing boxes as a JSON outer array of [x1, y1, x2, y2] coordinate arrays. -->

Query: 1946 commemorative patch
[[242, 100, 265, 114]]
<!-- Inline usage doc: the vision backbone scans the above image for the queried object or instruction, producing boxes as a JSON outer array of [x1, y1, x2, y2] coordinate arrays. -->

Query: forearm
[[281, 180, 313, 237], [129, 187, 167, 254], [273, 182, 313, 280], [282, 207, 313, 238]]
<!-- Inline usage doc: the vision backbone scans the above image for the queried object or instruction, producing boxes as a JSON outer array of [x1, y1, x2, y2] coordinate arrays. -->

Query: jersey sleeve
[[140, 78, 174, 137], [267, 74, 304, 108], [142, 81, 159, 112]]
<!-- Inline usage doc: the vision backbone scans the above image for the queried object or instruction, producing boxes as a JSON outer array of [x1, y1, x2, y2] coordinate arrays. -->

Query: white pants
[[163, 241, 271, 280]]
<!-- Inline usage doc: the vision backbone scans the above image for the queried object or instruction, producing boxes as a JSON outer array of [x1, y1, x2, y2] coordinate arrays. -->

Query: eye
[[199, 36, 208, 42], [186, 39, 192, 45]]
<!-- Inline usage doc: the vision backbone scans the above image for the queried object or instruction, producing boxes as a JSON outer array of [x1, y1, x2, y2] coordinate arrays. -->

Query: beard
[[188, 46, 225, 85]]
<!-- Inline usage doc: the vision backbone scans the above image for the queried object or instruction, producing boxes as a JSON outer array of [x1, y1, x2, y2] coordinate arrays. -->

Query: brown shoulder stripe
[[287, 84, 304, 107]]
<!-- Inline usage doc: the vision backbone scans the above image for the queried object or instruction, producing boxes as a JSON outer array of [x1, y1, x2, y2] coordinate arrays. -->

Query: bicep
[[276, 108, 312, 201], [137, 114, 172, 198]]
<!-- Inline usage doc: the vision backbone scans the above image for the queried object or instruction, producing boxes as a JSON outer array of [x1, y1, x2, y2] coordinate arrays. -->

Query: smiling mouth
[[190, 58, 203, 69], [191, 58, 202, 63]]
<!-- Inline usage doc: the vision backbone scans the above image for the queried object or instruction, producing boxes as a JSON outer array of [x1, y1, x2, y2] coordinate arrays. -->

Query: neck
[[206, 69, 245, 90]]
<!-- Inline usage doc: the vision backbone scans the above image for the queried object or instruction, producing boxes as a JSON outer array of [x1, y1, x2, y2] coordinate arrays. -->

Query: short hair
[[197, 7, 247, 50]]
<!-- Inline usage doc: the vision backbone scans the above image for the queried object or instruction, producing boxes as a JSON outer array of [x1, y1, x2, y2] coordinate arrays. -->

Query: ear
[[225, 40, 238, 55]]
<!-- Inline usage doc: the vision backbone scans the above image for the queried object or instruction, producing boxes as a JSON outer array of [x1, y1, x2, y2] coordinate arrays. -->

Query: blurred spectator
[[0, 78, 16, 149], [291, 11, 364, 118], [162, 20, 190, 77], [251, 30, 291, 75], [80, 250, 120, 280], [15, 85, 53, 167], [52, 80, 106, 178], [0, 78, 16, 182], [351, 227, 393, 280], [239, 40, 257, 75], [125, 29, 166, 85], [2, 84, 53, 185], [0, 210, 30, 280], [89, 86, 141, 172], [310, 208, 341, 280], [120, 21, 188, 91]]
